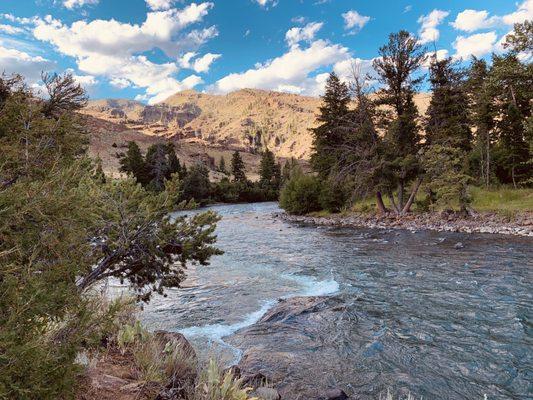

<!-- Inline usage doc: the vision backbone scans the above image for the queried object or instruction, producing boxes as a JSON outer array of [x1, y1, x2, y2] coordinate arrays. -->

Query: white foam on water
[[177, 272, 340, 364]]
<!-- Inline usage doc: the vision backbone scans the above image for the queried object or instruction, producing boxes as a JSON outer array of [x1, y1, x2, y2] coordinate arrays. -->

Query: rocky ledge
[[277, 210, 533, 237]]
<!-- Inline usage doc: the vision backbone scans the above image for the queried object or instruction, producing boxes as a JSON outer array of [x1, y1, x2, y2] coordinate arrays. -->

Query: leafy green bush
[[279, 174, 322, 215], [319, 179, 348, 213]]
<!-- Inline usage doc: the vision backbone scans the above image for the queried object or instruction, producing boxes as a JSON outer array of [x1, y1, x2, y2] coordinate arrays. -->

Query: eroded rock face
[[227, 297, 355, 400]]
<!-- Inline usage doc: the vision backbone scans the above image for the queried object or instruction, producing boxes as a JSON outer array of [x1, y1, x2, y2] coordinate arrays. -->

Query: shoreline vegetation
[[1, 20, 532, 400]]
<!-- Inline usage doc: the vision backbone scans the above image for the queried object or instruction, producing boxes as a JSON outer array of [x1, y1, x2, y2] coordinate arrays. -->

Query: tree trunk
[[485, 130, 490, 188], [376, 191, 388, 214], [512, 165, 517, 189], [401, 177, 423, 215], [387, 190, 400, 215], [397, 182, 404, 210]]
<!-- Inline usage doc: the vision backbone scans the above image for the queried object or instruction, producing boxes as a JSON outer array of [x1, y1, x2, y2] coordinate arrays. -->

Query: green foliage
[[195, 360, 257, 400], [279, 174, 322, 215], [310, 72, 351, 177], [231, 151, 246, 182], [503, 20, 533, 53], [119, 141, 149, 185], [0, 74, 222, 398], [421, 145, 471, 210], [181, 163, 212, 203], [319, 179, 348, 213], [218, 156, 228, 174]]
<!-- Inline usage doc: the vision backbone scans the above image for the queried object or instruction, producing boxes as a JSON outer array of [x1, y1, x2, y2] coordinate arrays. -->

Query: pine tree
[[259, 148, 276, 185], [426, 57, 471, 150], [167, 143, 183, 179], [497, 102, 529, 187], [231, 151, 246, 182], [145, 143, 170, 192], [310, 72, 352, 177], [218, 156, 227, 174], [373, 30, 425, 214], [466, 57, 494, 187], [181, 162, 211, 202], [423, 56, 472, 210], [119, 141, 148, 185]]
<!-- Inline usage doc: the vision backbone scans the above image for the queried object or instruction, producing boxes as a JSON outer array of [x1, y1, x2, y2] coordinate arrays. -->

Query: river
[[140, 202, 532, 399]]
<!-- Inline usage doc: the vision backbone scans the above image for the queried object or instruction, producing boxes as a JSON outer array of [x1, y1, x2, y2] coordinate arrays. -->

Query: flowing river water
[[138, 202, 532, 399]]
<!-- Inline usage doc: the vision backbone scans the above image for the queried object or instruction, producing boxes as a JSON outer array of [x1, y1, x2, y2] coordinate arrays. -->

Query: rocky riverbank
[[277, 210, 533, 237]]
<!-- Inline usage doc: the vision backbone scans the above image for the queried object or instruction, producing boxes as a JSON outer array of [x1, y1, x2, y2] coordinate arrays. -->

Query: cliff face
[[82, 89, 431, 175]]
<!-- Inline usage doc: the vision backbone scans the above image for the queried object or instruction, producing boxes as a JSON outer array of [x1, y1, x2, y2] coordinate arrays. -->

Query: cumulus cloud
[[0, 24, 25, 34], [63, 0, 99, 9], [418, 9, 449, 44], [110, 77, 131, 89], [453, 32, 498, 59], [0, 45, 55, 81], [422, 49, 449, 68], [451, 10, 500, 32], [285, 22, 323, 49], [145, 0, 175, 11], [342, 10, 370, 34], [451, 1, 533, 32], [178, 51, 221, 73], [209, 39, 349, 95], [29, 2, 215, 103], [502, 0, 533, 25]]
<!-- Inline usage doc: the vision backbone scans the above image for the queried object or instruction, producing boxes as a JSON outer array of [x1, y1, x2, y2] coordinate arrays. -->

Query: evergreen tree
[[231, 150, 246, 182], [310, 72, 352, 177], [503, 20, 533, 54], [181, 162, 211, 202], [119, 141, 148, 185], [259, 148, 276, 185], [373, 30, 425, 214], [497, 102, 529, 187], [282, 157, 299, 182], [425, 57, 471, 150], [466, 57, 494, 187], [145, 143, 170, 192], [490, 53, 532, 186], [423, 57, 472, 210], [218, 156, 227, 174], [167, 143, 183, 179]]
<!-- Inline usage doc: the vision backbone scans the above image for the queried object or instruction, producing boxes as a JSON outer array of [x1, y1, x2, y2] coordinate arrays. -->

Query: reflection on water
[[139, 202, 532, 399]]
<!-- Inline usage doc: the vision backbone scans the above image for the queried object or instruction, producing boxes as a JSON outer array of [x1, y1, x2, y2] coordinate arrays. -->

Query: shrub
[[194, 359, 257, 400], [279, 174, 322, 215], [319, 179, 348, 213]]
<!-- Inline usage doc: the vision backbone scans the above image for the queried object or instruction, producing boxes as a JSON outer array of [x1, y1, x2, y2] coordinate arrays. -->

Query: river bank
[[277, 210, 533, 237]]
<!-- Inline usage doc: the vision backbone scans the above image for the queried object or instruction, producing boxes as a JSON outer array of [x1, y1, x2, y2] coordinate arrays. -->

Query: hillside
[[83, 89, 431, 176]]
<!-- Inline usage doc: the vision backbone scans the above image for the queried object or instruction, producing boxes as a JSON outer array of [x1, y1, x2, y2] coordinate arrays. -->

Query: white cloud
[[178, 51, 220, 73], [0, 45, 55, 82], [255, 0, 277, 7], [63, 0, 99, 9], [422, 49, 449, 68], [285, 22, 323, 49], [30, 2, 215, 103], [191, 53, 221, 73], [451, 10, 500, 32], [145, 0, 175, 11], [0, 24, 24, 34], [418, 9, 449, 45], [451, 1, 533, 32], [210, 39, 349, 95], [342, 10, 370, 34], [502, 0, 533, 25], [110, 77, 131, 89], [453, 32, 497, 59]]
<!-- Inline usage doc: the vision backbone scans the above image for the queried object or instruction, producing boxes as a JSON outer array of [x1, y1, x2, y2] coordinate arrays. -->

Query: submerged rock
[[227, 296, 356, 399]]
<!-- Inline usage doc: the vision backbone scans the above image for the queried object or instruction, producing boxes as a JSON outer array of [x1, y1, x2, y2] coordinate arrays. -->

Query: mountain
[[82, 89, 431, 177]]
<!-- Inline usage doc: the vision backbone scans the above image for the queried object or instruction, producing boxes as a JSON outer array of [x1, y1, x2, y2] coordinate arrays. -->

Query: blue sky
[[0, 0, 531, 103]]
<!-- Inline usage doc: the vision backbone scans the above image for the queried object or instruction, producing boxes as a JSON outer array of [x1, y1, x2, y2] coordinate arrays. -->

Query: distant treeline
[[116, 141, 300, 204], [281, 23, 533, 215]]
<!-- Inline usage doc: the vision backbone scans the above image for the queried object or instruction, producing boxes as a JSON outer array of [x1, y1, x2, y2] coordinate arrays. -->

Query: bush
[[319, 179, 348, 213], [279, 174, 322, 215]]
